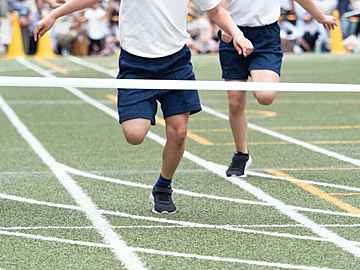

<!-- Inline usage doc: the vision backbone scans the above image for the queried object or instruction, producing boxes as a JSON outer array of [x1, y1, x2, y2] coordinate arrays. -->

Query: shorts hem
[[249, 67, 281, 76], [163, 104, 202, 119], [222, 74, 249, 81], [119, 114, 156, 126]]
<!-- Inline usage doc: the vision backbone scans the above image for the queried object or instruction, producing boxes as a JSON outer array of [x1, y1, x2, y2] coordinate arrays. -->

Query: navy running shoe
[[226, 153, 252, 177], [151, 186, 176, 214]]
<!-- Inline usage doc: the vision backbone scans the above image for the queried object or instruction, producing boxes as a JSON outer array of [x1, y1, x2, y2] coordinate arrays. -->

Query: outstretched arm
[[45, 0, 66, 8], [34, 0, 99, 40], [207, 3, 254, 57], [295, 0, 337, 31]]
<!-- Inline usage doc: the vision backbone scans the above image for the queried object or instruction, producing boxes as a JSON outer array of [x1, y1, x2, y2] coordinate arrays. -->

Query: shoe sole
[[149, 193, 177, 215], [151, 208, 177, 215], [227, 156, 253, 178]]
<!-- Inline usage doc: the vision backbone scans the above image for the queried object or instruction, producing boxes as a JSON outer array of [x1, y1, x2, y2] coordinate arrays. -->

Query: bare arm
[[207, 4, 241, 43], [45, 0, 66, 9], [34, 0, 99, 40], [295, 0, 337, 30], [207, 4, 253, 56], [48, 0, 99, 19]]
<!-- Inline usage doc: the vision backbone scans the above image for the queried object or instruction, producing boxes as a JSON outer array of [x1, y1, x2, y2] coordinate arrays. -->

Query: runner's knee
[[228, 94, 246, 114], [122, 126, 148, 145], [167, 124, 187, 146], [123, 130, 147, 145], [254, 92, 276, 105]]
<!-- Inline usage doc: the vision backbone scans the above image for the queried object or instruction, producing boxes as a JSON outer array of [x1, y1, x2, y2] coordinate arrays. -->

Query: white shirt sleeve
[[193, 0, 221, 11]]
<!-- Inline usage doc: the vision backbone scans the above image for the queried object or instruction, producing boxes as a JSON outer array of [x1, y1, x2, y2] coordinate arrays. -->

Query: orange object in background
[[35, 31, 56, 59], [330, 10, 347, 54], [6, 12, 25, 59]]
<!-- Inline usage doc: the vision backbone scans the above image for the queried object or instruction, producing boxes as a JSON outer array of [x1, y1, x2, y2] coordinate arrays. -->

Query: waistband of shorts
[[238, 21, 279, 31], [120, 45, 189, 63]]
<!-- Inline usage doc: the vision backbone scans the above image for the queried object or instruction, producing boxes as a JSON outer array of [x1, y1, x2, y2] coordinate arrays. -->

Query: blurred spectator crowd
[[0, 0, 360, 56], [0, 0, 120, 55], [279, 0, 360, 53]]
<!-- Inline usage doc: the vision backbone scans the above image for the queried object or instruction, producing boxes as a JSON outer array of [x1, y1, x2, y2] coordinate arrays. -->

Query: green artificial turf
[[0, 53, 360, 269]]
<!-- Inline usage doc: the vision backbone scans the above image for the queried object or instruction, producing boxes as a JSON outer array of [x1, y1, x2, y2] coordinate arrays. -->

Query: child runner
[[34, 0, 254, 214], [219, 0, 336, 177]]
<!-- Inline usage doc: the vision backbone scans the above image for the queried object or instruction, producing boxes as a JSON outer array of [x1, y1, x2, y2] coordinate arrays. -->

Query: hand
[[45, 0, 66, 8], [34, 14, 56, 41], [233, 33, 254, 57], [317, 15, 337, 31]]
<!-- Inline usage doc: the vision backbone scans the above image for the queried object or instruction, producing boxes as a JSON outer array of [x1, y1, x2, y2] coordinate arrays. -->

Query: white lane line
[[5, 163, 360, 213], [233, 224, 360, 228], [58, 162, 268, 207], [20, 58, 360, 257], [3, 223, 360, 231], [6, 100, 111, 105], [135, 248, 343, 270], [0, 96, 146, 270], [201, 106, 360, 167], [0, 229, 108, 248], [188, 160, 360, 257], [65, 57, 360, 191], [67, 56, 118, 77], [248, 171, 360, 193], [3, 191, 360, 245], [0, 225, 195, 231], [0, 193, 321, 242], [59, 163, 360, 214], [259, 100, 360, 105], [0, 230, 343, 270], [0, 168, 206, 177], [0, 193, 81, 211], [0, 171, 51, 176], [58, 162, 360, 218]]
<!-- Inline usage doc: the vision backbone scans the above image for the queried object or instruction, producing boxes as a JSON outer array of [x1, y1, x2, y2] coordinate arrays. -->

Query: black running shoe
[[226, 153, 252, 177], [151, 186, 176, 214]]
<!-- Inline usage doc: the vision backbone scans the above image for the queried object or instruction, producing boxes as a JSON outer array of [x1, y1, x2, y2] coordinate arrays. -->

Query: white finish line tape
[[1, 76, 360, 92]]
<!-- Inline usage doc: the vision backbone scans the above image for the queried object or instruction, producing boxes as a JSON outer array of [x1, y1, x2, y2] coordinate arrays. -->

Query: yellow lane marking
[[186, 131, 214, 145], [220, 140, 360, 146], [281, 140, 360, 145], [106, 95, 214, 146], [267, 170, 360, 215], [191, 125, 360, 133], [190, 110, 276, 120], [106, 94, 117, 104], [247, 109, 277, 119], [186, 132, 214, 145], [199, 93, 360, 104], [222, 141, 286, 146], [35, 59, 69, 75], [191, 128, 230, 133], [273, 125, 360, 131], [261, 167, 360, 172], [330, 193, 360, 196]]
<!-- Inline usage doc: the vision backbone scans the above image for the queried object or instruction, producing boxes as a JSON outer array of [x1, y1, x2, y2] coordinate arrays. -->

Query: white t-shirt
[[227, 0, 281, 27], [85, 8, 108, 40], [119, 0, 220, 58]]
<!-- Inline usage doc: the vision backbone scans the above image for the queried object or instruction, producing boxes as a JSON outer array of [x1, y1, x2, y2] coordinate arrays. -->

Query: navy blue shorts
[[117, 46, 201, 125], [219, 22, 283, 81]]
